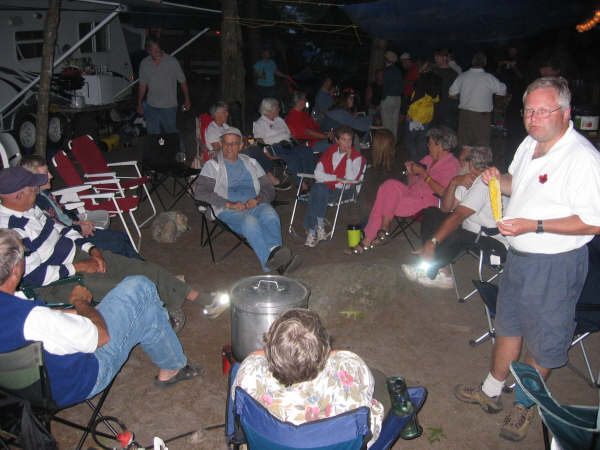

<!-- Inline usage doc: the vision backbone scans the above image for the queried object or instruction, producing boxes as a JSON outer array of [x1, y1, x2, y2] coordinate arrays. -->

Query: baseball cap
[[220, 127, 243, 139], [384, 51, 398, 64], [400, 52, 411, 60], [0, 166, 47, 195]]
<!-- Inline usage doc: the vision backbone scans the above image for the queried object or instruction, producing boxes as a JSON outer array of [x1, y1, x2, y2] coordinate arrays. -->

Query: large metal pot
[[230, 275, 310, 362]]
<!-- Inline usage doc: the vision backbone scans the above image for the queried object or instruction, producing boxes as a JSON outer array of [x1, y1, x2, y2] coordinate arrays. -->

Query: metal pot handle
[[253, 279, 285, 292]]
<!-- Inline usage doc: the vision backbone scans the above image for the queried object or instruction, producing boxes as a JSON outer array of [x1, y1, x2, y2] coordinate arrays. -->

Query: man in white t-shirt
[[455, 77, 600, 442], [0, 229, 203, 409], [401, 146, 507, 288]]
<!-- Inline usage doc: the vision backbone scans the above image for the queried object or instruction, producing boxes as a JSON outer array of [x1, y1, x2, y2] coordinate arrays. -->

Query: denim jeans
[[80, 228, 141, 260], [303, 183, 351, 231], [143, 103, 185, 153], [88, 276, 187, 397], [271, 143, 315, 184], [218, 203, 282, 271]]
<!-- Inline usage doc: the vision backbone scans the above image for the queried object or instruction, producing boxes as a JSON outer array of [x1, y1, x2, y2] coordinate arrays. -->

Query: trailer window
[[78, 22, 110, 53], [15, 30, 44, 60]]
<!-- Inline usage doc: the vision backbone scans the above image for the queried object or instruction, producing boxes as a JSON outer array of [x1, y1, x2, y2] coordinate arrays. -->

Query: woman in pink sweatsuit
[[348, 126, 460, 254]]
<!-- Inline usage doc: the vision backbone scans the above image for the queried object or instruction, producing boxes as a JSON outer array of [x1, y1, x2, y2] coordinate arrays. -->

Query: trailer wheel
[[16, 114, 37, 152], [48, 114, 65, 145]]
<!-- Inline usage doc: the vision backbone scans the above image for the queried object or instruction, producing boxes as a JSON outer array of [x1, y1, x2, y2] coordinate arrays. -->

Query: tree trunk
[[35, 0, 61, 157], [246, 0, 262, 74], [367, 38, 387, 83], [221, 0, 246, 131]]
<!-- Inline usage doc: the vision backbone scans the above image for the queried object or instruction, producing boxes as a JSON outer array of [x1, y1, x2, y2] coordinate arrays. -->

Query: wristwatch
[[430, 237, 439, 246], [536, 220, 544, 234]]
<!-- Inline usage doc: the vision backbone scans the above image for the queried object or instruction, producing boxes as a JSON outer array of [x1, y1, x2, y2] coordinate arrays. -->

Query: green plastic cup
[[347, 225, 361, 248]]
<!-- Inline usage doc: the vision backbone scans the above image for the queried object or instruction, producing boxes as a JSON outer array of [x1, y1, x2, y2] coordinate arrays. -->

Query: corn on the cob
[[488, 177, 502, 221]]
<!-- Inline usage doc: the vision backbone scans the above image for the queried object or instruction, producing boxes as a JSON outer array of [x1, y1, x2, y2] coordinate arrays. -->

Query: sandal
[[154, 364, 205, 389], [371, 229, 392, 247], [344, 241, 373, 255]]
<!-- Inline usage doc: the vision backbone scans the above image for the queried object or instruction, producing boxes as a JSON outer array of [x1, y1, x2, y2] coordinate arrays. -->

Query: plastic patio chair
[[225, 362, 427, 450], [0, 342, 131, 450], [510, 361, 599, 450], [288, 164, 368, 241], [51, 150, 142, 252], [68, 134, 156, 227]]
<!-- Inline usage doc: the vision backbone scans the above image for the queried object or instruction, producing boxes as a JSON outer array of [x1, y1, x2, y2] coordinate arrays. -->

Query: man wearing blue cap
[[0, 166, 198, 333]]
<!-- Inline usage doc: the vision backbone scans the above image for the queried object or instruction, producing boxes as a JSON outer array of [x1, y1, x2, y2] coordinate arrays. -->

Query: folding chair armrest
[[62, 202, 85, 211], [84, 172, 117, 178], [52, 185, 90, 196], [107, 161, 138, 168], [336, 178, 359, 184], [297, 173, 316, 179], [79, 193, 116, 200], [53, 186, 93, 203]]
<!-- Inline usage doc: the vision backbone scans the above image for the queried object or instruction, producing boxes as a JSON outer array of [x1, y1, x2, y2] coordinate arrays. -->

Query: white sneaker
[[305, 232, 318, 248], [316, 226, 328, 241], [417, 271, 454, 289]]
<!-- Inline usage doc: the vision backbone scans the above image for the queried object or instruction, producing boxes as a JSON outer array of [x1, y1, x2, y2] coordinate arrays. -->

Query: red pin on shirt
[[539, 174, 548, 184]]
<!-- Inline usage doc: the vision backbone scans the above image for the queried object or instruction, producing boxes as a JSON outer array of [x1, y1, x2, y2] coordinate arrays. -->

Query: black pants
[[420, 207, 502, 278]]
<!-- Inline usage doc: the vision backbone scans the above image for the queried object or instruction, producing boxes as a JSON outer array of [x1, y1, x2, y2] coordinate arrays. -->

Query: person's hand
[[481, 166, 501, 185], [74, 258, 101, 274], [90, 248, 107, 273], [227, 201, 246, 211], [137, 104, 144, 115], [410, 162, 427, 177], [326, 129, 335, 140], [68, 285, 93, 307], [183, 100, 192, 111], [245, 198, 259, 210], [497, 218, 536, 236], [454, 173, 478, 188], [77, 220, 96, 237]]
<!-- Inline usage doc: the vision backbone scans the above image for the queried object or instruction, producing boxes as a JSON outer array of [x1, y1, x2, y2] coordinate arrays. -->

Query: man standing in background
[[380, 51, 403, 140]]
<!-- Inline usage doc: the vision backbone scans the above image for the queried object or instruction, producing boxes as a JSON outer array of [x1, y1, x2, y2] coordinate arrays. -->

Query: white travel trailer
[[0, 0, 139, 152]]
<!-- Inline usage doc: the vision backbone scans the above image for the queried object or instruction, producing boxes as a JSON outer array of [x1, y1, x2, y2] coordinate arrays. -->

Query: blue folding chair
[[225, 362, 427, 449], [510, 361, 599, 450]]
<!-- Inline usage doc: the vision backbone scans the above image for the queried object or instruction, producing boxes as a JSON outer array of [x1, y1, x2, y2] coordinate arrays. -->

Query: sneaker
[[454, 384, 503, 414], [499, 403, 535, 442], [168, 309, 186, 334], [316, 226, 328, 241], [305, 232, 318, 248], [278, 254, 302, 275], [265, 246, 292, 271], [274, 180, 292, 191], [417, 271, 454, 289]]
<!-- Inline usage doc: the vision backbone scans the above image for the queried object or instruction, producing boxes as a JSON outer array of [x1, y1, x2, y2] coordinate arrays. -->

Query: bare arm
[[441, 173, 479, 212], [68, 286, 109, 347], [180, 81, 191, 110], [137, 83, 147, 115], [421, 206, 474, 260], [498, 215, 600, 237]]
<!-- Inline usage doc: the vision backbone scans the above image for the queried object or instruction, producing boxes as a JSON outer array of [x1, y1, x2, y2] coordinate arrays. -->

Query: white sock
[[316, 218, 324, 228], [481, 372, 505, 398]]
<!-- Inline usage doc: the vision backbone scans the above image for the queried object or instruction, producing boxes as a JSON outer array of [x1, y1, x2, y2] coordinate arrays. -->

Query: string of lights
[[576, 8, 600, 32]]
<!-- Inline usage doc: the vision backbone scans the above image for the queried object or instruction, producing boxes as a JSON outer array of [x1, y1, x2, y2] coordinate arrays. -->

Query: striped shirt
[[0, 205, 93, 286]]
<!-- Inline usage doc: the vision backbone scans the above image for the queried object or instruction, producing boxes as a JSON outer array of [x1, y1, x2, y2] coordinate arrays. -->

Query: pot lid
[[230, 275, 310, 313]]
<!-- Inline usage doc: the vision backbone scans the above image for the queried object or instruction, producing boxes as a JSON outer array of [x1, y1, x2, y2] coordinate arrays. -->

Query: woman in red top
[[302, 126, 365, 248], [286, 91, 333, 154]]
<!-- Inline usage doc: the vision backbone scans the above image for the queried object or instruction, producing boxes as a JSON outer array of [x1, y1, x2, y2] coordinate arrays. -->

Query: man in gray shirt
[[137, 36, 191, 152]]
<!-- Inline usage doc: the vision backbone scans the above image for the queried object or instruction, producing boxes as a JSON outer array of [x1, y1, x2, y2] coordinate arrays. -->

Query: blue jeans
[[88, 276, 187, 397], [143, 103, 185, 153], [303, 183, 341, 231], [79, 228, 141, 260], [218, 203, 282, 271], [271, 143, 315, 184]]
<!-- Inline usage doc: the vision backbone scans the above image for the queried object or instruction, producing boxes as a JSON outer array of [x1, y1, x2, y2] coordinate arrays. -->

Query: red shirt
[[285, 109, 322, 147], [403, 62, 419, 97]]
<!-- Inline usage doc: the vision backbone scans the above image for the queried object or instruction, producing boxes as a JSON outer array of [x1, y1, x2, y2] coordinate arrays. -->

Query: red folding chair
[[196, 113, 213, 162], [51, 150, 142, 252], [68, 135, 156, 227]]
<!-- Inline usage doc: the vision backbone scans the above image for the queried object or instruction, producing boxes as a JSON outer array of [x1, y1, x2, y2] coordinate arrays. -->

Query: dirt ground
[[50, 132, 600, 450]]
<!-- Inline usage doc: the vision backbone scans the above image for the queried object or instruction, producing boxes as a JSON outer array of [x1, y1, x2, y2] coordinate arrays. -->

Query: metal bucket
[[230, 275, 310, 362]]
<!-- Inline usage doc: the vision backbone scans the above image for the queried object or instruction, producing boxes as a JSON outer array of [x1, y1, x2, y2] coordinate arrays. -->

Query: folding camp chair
[[141, 133, 202, 211], [288, 165, 367, 241], [68, 135, 156, 227], [390, 211, 424, 251], [471, 279, 600, 385], [0, 342, 132, 450], [196, 200, 252, 264], [510, 361, 599, 450], [51, 150, 142, 252], [225, 362, 427, 450], [449, 226, 506, 303]]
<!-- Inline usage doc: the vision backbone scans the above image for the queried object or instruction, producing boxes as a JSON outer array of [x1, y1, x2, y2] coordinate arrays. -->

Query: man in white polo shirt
[[449, 51, 506, 147], [454, 77, 600, 442]]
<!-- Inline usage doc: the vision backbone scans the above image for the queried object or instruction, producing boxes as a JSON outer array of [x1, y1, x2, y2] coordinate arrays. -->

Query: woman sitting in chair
[[346, 126, 460, 255], [232, 308, 385, 447], [302, 126, 366, 248]]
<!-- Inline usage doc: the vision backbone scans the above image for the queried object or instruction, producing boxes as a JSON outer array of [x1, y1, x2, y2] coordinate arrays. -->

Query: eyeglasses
[[521, 106, 561, 118]]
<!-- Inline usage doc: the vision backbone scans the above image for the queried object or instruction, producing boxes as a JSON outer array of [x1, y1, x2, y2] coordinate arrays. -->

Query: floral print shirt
[[232, 350, 384, 447]]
